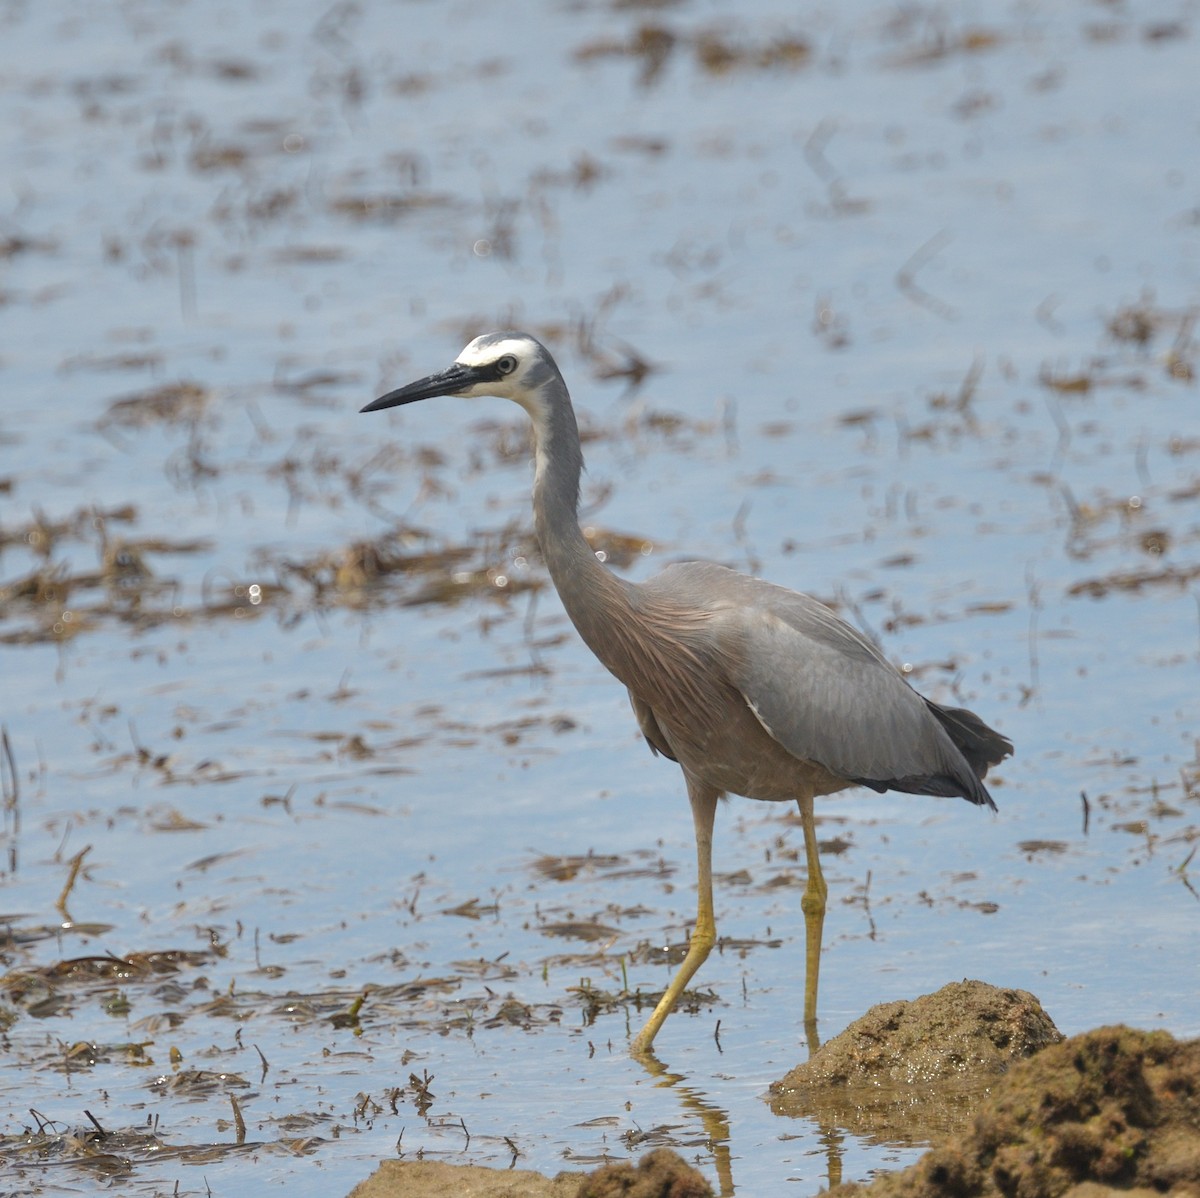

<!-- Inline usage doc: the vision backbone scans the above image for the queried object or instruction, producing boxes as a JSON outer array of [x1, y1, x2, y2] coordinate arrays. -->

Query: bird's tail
[[927, 701, 1013, 781]]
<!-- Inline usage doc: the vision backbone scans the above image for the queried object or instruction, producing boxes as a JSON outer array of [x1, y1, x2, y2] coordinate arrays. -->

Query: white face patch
[[451, 334, 549, 422], [455, 334, 533, 370]]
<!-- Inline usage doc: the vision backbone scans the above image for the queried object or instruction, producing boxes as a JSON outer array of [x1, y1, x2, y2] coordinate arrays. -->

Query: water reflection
[[637, 1047, 736, 1196], [637, 1039, 858, 1196]]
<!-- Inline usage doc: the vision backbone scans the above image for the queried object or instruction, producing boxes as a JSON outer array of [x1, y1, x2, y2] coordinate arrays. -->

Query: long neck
[[529, 380, 638, 677], [529, 377, 718, 732]]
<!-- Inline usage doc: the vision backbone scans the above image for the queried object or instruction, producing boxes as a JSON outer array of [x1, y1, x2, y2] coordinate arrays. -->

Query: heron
[[362, 332, 1012, 1055]]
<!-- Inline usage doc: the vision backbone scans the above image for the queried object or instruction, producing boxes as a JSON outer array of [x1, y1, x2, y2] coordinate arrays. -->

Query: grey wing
[[712, 588, 997, 807]]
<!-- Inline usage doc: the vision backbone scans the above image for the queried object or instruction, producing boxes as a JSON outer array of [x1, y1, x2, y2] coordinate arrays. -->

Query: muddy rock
[[346, 1159, 584, 1198], [827, 1026, 1200, 1198], [577, 1147, 715, 1197], [346, 1148, 712, 1198], [769, 980, 1063, 1143]]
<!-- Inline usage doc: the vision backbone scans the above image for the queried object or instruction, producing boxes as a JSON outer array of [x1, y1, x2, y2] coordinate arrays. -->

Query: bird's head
[[362, 332, 556, 419]]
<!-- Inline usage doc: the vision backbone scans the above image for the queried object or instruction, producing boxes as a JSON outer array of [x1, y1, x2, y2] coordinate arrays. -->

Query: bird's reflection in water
[[634, 1041, 848, 1197], [635, 1047, 735, 1196]]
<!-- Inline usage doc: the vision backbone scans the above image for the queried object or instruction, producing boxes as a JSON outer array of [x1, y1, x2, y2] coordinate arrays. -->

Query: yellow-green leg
[[631, 780, 719, 1055], [798, 790, 827, 1047]]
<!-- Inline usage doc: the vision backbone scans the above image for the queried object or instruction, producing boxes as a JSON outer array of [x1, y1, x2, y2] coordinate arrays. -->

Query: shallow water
[[2, 1, 1198, 1194]]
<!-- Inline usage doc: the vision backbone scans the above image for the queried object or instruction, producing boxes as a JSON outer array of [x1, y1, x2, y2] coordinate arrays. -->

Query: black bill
[[361, 363, 478, 413]]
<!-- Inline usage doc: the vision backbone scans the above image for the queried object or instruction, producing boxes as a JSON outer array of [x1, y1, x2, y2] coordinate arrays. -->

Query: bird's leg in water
[[798, 789, 826, 1051], [631, 781, 719, 1055]]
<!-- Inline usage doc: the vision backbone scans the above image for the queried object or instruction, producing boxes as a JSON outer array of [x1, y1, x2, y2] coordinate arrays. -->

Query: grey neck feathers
[[529, 374, 637, 671]]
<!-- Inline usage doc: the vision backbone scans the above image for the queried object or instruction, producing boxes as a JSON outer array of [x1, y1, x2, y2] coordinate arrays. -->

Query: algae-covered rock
[[577, 1147, 715, 1196], [346, 1148, 712, 1198], [827, 1025, 1200, 1198], [346, 1158, 583, 1198], [770, 980, 1063, 1143]]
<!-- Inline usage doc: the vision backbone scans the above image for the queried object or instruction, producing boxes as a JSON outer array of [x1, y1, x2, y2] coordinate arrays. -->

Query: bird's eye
[[496, 354, 518, 376]]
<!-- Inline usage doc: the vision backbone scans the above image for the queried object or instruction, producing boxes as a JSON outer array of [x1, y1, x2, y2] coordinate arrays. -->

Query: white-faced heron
[[362, 332, 1012, 1054]]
